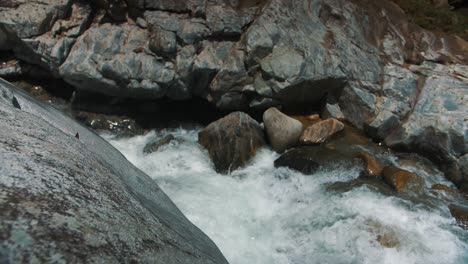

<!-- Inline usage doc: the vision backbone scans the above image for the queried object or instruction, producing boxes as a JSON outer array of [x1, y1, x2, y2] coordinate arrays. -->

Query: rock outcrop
[[0, 78, 228, 264], [263, 107, 303, 153], [198, 112, 266, 173], [0, 0, 467, 185]]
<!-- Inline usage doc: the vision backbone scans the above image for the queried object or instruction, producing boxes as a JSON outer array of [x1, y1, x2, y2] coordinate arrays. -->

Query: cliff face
[[0, 78, 228, 263], [0, 0, 467, 185]]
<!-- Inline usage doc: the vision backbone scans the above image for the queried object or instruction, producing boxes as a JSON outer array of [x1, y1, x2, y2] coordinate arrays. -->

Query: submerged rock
[[198, 112, 265, 173], [326, 177, 395, 196], [431, 184, 459, 201], [299, 118, 344, 145], [365, 219, 401, 248], [0, 79, 228, 264], [143, 134, 176, 154], [263, 107, 303, 153], [382, 166, 425, 194]]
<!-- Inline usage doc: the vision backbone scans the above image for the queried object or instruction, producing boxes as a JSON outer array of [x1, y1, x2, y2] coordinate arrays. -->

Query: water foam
[[103, 128, 468, 264]]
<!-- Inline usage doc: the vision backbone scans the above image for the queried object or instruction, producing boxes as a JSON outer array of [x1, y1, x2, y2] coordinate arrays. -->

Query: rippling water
[[102, 127, 468, 264]]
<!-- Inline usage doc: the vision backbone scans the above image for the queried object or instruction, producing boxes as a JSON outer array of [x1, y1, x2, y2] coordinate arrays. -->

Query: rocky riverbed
[[1, 0, 467, 263]]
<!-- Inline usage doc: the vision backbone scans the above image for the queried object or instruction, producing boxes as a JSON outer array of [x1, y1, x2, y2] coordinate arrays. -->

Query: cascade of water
[[103, 128, 468, 264]]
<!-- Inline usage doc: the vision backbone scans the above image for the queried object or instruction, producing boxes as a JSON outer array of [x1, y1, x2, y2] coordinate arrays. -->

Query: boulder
[[198, 112, 266, 173], [274, 145, 358, 174], [356, 151, 383, 177], [326, 178, 395, 196], [0, 78, 228, 263], [382, 166, 425, 194], [449, 203, 468, 230], [263, 107, 303, 153], [143, 134, 176, 154], [431, 184, 459, 200], [299, 118, 344, 145]]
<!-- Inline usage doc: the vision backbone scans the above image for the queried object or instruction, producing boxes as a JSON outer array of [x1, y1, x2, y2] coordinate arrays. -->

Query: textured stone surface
[[385, 63, 468, 184], [0, 78, 228, 264], [198, 112, 266, 173], [263, 107, 303, 153], [382, 166, 425, 194], [274, 145, 361, 174], [449, 203, 468, 230], [356, 151, 383, 177], [300, 119, 345, 145], [0, 0, 467, 185]]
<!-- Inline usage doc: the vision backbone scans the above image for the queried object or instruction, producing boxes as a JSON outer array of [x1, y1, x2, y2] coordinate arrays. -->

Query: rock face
[[382, 166, 425, 194], [198, 112, 266, 173], [300, 119, 344, 145], [384, 63, 468, 185], [263, 107, 303, 153], [0, 79, 228, 264], [0, 0, 467, 185]]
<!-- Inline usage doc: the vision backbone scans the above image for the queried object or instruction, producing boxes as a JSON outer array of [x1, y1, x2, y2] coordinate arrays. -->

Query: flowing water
[[102, 127, 468, 264]]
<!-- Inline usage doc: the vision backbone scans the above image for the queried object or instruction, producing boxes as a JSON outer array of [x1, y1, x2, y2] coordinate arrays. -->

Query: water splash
[[102, 128, 468, 264]]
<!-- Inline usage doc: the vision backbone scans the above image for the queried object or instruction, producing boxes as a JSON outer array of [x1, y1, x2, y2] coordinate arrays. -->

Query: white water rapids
[[103, 127, 468, 264]]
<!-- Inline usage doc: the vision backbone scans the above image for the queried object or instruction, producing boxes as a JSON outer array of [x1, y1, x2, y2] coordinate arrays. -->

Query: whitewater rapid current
[[103, 127, 468, 264]]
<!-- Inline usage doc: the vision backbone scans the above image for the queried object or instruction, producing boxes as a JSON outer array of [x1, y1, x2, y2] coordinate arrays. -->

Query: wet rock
[[431, 184, 458, 200], [356, 151, 383, 177], [263, 107, 303, 153], [365, 220, 400, 248], [326, 178, 394, 196], [74, 112, 144, 136], [382, 166, 425, 194], [299, 118, 344, 145], [274, 145, 359, 174], [0, 78, 228, 264], [449, 203, 468, 230], [143, 134, 176, 154], [198, 112, 265, 173]]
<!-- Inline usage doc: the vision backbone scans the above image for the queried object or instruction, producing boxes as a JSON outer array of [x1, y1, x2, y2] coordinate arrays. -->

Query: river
[[103, 127, 468, 264]]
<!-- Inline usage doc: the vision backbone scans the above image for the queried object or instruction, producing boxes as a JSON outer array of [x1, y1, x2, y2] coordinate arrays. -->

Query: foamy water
[[102, 128, 468, 264]]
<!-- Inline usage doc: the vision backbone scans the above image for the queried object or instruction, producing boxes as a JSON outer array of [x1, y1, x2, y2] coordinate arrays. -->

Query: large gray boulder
[[263, 107, 303, 153], [0, 78, 228, 264]]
